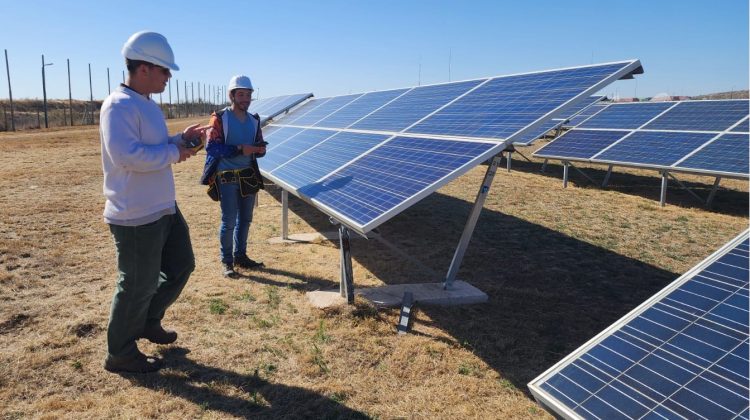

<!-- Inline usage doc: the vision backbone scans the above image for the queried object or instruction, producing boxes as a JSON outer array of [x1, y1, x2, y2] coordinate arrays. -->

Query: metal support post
[[602, 165, 613, 187], [281, 190, 289, 240], [541, 159, 547, 173], [338, 224, 355, 303], [563, 161, 570, 188], [444, 155, 501, 289], [506, 151, 512, 172], [706, 177, 722, 207], [666, 172, 706, 204], [660, 171, 668, 207]]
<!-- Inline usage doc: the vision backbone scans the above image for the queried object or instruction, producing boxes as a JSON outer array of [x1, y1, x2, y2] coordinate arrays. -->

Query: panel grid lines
[[530, 232, 750, 420]]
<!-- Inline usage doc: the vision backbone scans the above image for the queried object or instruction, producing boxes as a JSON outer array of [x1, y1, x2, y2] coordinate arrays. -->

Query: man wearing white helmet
[[100, 31, 206, 373], [200, 75, 266, 278]]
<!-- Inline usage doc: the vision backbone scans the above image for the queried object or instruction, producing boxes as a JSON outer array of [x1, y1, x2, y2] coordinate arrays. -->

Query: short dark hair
[[126, 59, 155, 75]]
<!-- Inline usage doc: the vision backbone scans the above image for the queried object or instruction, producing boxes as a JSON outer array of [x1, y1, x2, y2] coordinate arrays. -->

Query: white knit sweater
[[99, 85, 182, 225]]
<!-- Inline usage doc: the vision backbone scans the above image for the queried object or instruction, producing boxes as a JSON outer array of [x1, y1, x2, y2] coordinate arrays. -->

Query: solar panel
[[248, 93, 313, 121], [529, 229, 749, 420], [351, 80, 484, 132], [408, 63, 629, 139], [643, 100, 749, 132], [513, 96, 605, 146], [565, 103, 609, 128], [534, 130, 629, 160], [731, 117, 749, 133], [579, 102, 675, 130], [264, 60, 643, 234], [593, 131, 717, 167], [270, 131, 388, 189], [675, 133, 750, 176]]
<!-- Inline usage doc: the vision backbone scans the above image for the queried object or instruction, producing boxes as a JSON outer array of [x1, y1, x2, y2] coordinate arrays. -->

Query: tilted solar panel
[[248, 93, 313, 121], [676, 133, 750, 176], [513, 96, 606, 146], [314, 89, 409, 129], [579, 102, 675, 130], [565, 103, 609, 128], [263, 60, 643, 234], [593, 131, 717, 167], [534, 130, 629, 160], [529, 230, 749, 420], [643, 100, 749, 132]]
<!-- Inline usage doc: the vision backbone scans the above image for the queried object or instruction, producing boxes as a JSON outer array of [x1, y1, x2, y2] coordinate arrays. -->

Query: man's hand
[[182, 123, 210, 142], [176, 144, 197, 163], [241, 144, 266, 155]]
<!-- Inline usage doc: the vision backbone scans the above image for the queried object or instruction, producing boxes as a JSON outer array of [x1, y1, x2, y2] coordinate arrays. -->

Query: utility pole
[[42, 54, 54, 129], [4, 49, 15, 131], [67, 59, 73, 126]]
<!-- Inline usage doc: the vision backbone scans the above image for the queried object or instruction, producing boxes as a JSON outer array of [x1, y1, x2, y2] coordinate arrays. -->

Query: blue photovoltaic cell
[[643, 100, 750, 131], [270, 132, 388, 189], [594, 131, 715, 166], [530, 232, 750, 420], [731, 117, 749, 133], [513, 96, 605, 145], [579, 102, 675, 129], [314, 89, 409, 129], [258, 129, 335, 172], [565, 103, 609, 128], [534, 130, 628, 160], [513, 119, 565, 146], [263, 126, 305, 150], [350, 80, 483, 132], [299, 137, 496, 226], [676, 133, 750, 176], [276, 98, 331, 125], [249, 93, 312, 119], [408, 63, 627, 139], [284, 94, 363, 126]]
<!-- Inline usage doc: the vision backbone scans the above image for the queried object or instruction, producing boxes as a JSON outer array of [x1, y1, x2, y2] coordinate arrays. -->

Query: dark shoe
[[234, 255, 264, 269], [139, 324, 177, 344], [223, 262, 240, 278], [104, 352, 163, 373]]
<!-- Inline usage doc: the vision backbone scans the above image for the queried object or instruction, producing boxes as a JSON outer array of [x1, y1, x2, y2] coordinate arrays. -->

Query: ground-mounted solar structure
[[533, 99, 750, 206], [256, 60, 643, 302], [529, 229, 749, 419], [247, 93, 313, 124]]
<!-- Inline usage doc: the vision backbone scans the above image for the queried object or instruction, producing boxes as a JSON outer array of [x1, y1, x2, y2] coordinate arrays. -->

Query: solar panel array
[[534, 100, 750, 178], [564, 103, 609, 128], [248, 93, 313, 122], [529, 229, 749, 420], [259, 60, 643, 234]]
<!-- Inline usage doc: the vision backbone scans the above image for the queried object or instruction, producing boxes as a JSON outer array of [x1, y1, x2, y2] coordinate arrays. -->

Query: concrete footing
[[306, 281, 488, 308]]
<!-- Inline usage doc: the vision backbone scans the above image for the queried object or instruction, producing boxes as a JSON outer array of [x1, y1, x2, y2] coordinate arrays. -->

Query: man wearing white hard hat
[[200, 75, 266, 278], [100, 31, 206, 373]]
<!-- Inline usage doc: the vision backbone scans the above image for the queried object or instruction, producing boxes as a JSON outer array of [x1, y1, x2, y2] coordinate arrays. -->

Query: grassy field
[[0, 119, 747, 418]]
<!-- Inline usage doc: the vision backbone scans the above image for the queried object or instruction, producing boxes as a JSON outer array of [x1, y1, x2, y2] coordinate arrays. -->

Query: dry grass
[[0, 120, 746, 419]]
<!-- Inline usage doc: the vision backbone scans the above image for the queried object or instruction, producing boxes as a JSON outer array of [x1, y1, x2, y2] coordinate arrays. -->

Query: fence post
[[4, 49, 15, 131]]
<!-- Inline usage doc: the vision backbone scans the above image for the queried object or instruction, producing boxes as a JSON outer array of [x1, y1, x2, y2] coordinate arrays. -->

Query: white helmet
[[121, 31, 179, 71], [228, 75, 254, 98]]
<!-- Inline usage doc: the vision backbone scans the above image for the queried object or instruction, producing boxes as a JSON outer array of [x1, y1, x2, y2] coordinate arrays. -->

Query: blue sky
[[0, 0, 747, 101]]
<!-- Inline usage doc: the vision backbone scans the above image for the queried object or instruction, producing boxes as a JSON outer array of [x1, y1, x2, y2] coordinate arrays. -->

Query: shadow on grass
[[260, 184, 684, 394], [501, 156, 749, 217], [123, 347, 369, 419], [231, 266, 339, 292]]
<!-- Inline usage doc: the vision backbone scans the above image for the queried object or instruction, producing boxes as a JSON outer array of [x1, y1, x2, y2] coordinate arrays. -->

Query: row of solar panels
[[254, 60, 643, 234], [535, 100, 750, 178], [530, 229, 749, 419]]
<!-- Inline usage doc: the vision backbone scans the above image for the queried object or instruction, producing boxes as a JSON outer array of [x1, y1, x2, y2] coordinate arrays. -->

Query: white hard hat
[[121, 31, 179, 71], [228, 75, 254, 97]]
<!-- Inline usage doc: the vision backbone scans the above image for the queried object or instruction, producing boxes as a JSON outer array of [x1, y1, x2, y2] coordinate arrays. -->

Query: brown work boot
[[139, 324, 178, 344], [104, 352, 163, 373]]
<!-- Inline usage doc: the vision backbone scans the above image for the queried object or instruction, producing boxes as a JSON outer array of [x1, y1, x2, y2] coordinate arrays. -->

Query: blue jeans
[[219, 181, 256, 264]]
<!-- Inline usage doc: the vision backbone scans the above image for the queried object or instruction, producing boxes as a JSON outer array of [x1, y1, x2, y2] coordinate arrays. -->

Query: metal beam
[[602, 165, 613, 188], [281, 190, 289, 240], [444, 155, 501, 289], [563, 161, 570, 188], [706, 177, 722, 208], [660, 171, 668, 207], [338, 224, 355, 303]]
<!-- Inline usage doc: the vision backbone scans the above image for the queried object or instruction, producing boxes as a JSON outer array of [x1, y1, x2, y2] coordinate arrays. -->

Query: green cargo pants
[[107, 206, 195, 359]]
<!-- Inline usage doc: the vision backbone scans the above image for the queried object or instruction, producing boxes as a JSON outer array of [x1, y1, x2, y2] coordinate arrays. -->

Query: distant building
[[613, 97, 640, 102]]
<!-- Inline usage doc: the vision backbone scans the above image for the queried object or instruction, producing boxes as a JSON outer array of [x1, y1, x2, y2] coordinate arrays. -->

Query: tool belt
[[214, 168, 261, 198]]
